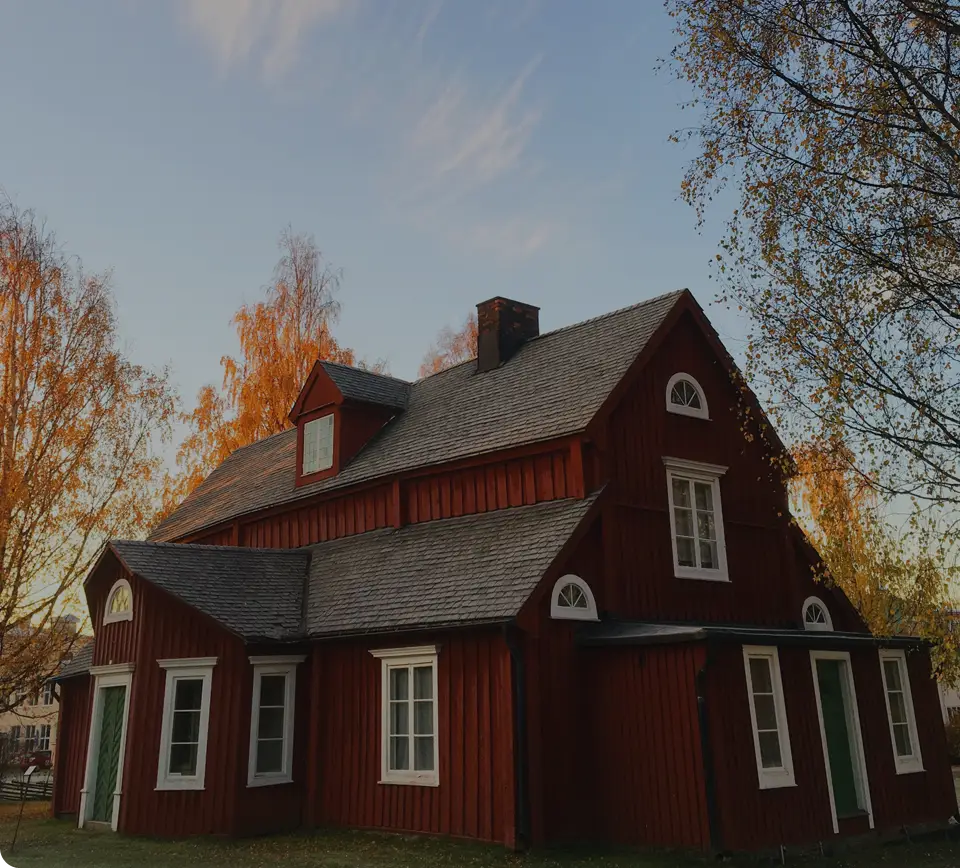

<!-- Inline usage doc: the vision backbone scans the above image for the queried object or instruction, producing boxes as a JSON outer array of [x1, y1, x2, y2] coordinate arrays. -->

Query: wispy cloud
[[179, 0, 352, 80]]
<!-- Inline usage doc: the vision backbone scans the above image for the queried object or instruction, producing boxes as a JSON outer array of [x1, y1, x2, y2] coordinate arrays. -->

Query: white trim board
[[809, 650, 874, 834], [79, 669, 134, 831]]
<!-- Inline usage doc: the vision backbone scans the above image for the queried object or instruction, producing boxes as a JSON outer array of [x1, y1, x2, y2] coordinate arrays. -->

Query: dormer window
[[103, 578, 133, 624], [302, 414, 334, 476], [666, 373, 709, 419]]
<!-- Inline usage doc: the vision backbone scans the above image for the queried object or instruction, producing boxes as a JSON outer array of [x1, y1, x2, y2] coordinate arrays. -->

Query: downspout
[[504, 624, 530, 850], [696, 642, 722, 853]]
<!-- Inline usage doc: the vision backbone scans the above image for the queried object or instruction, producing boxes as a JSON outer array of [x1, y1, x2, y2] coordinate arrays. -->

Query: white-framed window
[[743, 646, 796, 789], [802, 596, 833, 632], [103, 578, 133, 624], [156, 657, 217, 791], [42, 682, 54, 706], [302, 414, 335, 475], [247, 655, 305, 787], [666, 372, 709, 420], [369, 646, 439, 787], [879, 649, 924, 774], [36, 724, 51, 752], [663, 457, 729, 581], [24, 725, 36, 752], [550, 574, 599, 621], [9, 726, 20, 751]]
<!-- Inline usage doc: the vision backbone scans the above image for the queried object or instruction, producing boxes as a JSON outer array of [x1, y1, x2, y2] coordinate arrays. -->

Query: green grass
[[1, 806, 959, 868]]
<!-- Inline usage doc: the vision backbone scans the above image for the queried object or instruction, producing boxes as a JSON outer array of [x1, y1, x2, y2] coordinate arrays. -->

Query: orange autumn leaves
[[0, 199, 175, 709], [418, 312, 477, 378]]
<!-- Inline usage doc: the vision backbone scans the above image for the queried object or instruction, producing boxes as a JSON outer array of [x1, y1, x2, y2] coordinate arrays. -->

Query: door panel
[[92, 686, 126, 823], [816, 659, 860, 817]]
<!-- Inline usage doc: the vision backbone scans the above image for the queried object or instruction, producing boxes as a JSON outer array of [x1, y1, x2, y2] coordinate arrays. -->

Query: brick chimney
[[476, 297, 540, 373]]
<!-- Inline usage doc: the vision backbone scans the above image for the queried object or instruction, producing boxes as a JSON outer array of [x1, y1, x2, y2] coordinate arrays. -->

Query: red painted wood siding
[[313, 629, 516, 846], [52, 675, 92, 818], [186, 526, 236, 546], [89, 562, 141, 667], [586, 643, 710, 850], [707, 642, 956, 852], [602, 312, 858, 629], [850, 647, 957, 831]]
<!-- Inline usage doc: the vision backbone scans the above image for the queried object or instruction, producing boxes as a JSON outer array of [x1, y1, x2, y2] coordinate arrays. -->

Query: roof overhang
[[577, 620, 928, 650]]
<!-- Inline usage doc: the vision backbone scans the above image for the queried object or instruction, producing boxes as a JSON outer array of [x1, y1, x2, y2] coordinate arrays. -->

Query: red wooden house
[[51, 291, 957, 853]]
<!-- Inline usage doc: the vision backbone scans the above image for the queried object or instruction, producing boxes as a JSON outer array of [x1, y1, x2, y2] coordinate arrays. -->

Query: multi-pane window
[[156, 658, 216, 791], [743, 647, 795, 789], [247, 657, 302, 787], [9, 726, 20, 751], [802, 597, 833, 632], [550, 575, 599, 621], [879, 650, 923, 773], [371, 646, 439, 786], [42, 682, 54, 706], [666, 373, 709, 419], [24, 725, 36, 752], [36, 724, 51, 752], [104, 579, 133, 624], [664, 459, 729, 581], [302, 414, 334, 475]]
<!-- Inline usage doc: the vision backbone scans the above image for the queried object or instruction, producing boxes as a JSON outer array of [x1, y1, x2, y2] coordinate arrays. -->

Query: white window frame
[[802, 596, 834, 632], [663, 457, 729, 581], [878, 649, 924, 775], [369, 645, 440, 787], [103, 578, 133, 625], [36, 724, 51, 752], [550, 574, 599, 621], [42, 681, 54, 706], [302, 414, 334, 475], [666, 372, 710, 419], [246, 655, 305, 788], [156, 657, 217, 792], [742, 646, 796, 790]]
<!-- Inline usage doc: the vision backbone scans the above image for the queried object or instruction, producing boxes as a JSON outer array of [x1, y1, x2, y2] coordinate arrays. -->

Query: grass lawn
[[2, 804, 960, 868]]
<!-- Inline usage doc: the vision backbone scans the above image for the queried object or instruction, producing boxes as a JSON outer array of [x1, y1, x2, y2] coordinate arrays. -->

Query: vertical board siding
[[585, 643, 709, 850], [708, 643, 834, 850], [315, 630, 516, 846], [850, 647, 957, 831], [185, 526, 235, 546], [52, 676, 92, 817], [89, 565, 141, 667], [603, 313, 860, 630]]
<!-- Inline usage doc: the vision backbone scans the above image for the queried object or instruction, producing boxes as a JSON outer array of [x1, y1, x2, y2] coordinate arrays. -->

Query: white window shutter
[[302, 414, 335, 475]]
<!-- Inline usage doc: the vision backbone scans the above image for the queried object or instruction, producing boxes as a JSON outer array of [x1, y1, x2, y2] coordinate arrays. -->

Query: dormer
[[289, 361, 410, 487]]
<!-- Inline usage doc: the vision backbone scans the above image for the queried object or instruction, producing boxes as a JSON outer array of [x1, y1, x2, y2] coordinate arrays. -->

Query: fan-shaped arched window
[[550, 575, 599, 621], [802, 596, 833, 632], [666, 373, 709, 419], [104, 578, 133, 625]]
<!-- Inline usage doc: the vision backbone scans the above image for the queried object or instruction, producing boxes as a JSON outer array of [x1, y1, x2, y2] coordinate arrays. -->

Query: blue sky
[[2, 1, 742, 439]]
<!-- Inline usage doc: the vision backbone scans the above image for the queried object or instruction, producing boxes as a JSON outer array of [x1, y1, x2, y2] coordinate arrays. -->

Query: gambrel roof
[[150, 290, 683, 542], [95, 496, 598, 642]]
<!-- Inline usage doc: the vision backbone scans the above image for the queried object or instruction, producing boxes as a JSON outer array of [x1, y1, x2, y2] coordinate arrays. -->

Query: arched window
[[104, 578, 133, 625], [666, 373, 709, 420], [550, 575, 598, 621], [802, 596, 833, 632]]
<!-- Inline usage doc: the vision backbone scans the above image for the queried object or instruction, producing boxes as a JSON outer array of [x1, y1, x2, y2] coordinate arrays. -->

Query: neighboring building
[[51, 291, 956, 853]]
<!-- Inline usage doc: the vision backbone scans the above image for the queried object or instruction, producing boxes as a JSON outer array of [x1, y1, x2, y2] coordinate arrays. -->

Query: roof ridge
[[320, 359, 412, 385], [413, 290, 686, 385]]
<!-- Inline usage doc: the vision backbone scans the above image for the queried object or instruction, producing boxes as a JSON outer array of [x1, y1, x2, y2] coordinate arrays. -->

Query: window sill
[[379, 776, 440, 788], [247, 775, 294, 788], [675, 566, 730, 582], [155, 781, 205, 792], [666, 406, 711, 421], [894, 762, 925, 775], [758, 774, 797, 790]]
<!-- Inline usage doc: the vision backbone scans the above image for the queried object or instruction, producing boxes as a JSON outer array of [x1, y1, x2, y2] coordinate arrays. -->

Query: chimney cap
[[476, 296, 540, 312]]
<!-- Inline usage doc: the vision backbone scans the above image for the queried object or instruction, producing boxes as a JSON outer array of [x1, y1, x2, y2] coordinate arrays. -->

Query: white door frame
[[809, 650, 873, 834], [79, 663, 134, 831]]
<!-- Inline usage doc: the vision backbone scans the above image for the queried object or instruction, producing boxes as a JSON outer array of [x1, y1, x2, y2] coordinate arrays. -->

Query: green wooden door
[[92, 686, 126, 823], [816, 659, 860, 817]]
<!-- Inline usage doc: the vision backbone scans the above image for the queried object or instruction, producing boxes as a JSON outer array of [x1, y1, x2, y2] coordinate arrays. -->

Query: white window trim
[[663, 457, 729, 582], [302, 413, 334, 475], [369, 645, 440, 787], [79, 666, 134, 831], [666, 372, 710, 419], [802, 596, 834, 632], [155, 657, 217, 792], [810, 650, 874, 833], [103, 578, 133, 625], [550, 574, 599, 621], [878, 649, 924, 775], [246, 655, 305, 788], [742, 646, 796, 790]]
